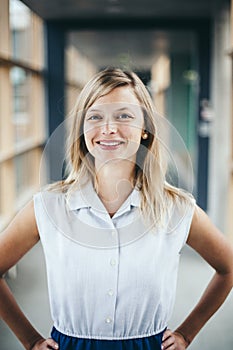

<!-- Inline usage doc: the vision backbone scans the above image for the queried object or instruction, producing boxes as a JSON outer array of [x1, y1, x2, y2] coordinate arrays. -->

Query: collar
[[67, 180, 140, 215]]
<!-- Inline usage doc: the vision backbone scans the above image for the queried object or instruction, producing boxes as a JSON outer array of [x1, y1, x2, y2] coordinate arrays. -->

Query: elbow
[[215, 263, 233, 289], [218, 269, 233, 290]]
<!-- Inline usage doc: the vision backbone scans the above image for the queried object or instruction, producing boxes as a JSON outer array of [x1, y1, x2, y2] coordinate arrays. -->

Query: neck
[[94, 159, 135, 213]]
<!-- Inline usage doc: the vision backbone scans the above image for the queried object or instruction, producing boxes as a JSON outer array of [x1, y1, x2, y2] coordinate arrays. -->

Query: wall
[[208, 2, 232, 233]]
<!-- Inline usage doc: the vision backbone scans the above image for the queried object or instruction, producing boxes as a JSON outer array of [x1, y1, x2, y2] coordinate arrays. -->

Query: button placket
[[110, 258, 117, 266], [111, 229, 117, 237], [108, 289, 114, 296], [104, 227, 119, 335], [105, 317, 113, 324]]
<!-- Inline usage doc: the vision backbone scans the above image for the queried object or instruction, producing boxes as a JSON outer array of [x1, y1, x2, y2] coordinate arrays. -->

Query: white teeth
[[99, 141, 122, 146]]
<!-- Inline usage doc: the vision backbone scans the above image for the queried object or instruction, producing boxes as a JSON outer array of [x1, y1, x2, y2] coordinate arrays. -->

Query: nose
[[101, 120, 117, 135]]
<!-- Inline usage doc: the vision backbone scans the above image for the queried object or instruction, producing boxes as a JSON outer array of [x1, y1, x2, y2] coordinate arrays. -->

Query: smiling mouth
[[95, 140, 125, 150], [97, 141, 124, 146]]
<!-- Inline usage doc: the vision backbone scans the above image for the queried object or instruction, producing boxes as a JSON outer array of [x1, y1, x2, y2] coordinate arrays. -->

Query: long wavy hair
[[49, 67, 192, 227]]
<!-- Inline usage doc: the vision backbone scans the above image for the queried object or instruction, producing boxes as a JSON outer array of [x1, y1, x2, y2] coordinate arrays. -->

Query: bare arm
[[162, 205, 233, 349], [0, 200, 58, 350]]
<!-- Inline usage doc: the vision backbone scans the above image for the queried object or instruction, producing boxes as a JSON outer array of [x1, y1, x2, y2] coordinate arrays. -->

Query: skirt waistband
[[51, 327, 165, 350]]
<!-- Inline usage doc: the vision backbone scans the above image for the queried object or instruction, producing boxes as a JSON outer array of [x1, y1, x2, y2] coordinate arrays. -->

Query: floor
[[0, 242, 233, 349]]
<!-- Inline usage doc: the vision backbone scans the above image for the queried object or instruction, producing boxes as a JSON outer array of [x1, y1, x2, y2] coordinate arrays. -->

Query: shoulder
[[8, 199, 39, 236], [188, 205, 218, 242], [166, 193, 196, 231]]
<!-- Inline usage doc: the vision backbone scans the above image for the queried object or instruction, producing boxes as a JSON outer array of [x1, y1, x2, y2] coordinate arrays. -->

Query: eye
[[87, 115, 102, 121], [117, 113, 133, 120]]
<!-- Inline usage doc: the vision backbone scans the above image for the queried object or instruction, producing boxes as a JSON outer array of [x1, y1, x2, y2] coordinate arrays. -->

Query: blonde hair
[[49, 67, 192, 227]]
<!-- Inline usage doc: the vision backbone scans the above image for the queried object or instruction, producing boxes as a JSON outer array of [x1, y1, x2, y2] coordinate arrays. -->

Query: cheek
[[83, 129, 95, 151], [125, 126, 142, 143]]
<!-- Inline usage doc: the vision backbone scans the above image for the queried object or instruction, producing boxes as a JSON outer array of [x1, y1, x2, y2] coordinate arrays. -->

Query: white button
[[111, 230, 117, 236], [108, 289, 114, 296], [105, 317, 112, 324], [110, 258, 116, 266]]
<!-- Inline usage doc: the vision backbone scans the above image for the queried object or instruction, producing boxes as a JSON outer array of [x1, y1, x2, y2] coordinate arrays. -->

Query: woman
[[0, 68, 233, 350]]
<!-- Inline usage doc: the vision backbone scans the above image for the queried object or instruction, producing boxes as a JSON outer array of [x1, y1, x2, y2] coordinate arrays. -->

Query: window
[[14, 149, 40, 200], [65, 35, 97, 114], [11, 67, 33, 144], [0, 0, 45, 230], [10, 0, 31, 63]]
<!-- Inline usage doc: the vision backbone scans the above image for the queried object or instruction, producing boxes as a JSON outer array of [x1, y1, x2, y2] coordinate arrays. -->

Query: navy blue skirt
[[51, 327, 165, 350]]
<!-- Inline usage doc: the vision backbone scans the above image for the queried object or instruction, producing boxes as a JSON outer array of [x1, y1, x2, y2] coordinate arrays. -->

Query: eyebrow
[[87, 107, 134, 113], [86, 108, 102, 113]]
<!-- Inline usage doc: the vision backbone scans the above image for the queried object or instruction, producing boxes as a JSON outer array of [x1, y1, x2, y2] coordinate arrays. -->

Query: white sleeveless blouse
[[33, 182, 195, 340]]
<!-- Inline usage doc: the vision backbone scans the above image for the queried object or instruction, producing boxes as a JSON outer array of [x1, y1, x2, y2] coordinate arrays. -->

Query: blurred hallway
[[1, 242, 233, 349]]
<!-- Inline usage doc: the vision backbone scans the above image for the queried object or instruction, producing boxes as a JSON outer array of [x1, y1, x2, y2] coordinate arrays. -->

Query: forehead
[[86, 86, 143, 117], [91, 86, 140, 106]]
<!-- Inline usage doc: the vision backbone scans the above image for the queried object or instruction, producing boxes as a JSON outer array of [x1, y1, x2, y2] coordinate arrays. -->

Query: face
[[83, 86, 145, 168]]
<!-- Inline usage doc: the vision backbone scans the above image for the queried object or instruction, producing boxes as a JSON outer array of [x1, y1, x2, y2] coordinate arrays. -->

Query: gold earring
[[142, 132, 148, 140]]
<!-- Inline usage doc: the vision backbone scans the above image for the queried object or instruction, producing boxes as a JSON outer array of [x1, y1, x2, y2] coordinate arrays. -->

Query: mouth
[[96, 140, 125, 150]]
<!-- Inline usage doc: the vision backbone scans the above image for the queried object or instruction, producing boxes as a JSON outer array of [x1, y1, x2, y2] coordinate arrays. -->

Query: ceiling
[[67, 30, 197, 70], [19, 0, 229, 71], [21, 0, 227, 21]]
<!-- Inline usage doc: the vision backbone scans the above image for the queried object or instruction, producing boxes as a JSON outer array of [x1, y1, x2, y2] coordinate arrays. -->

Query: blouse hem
[[53, 325, 167, 340]]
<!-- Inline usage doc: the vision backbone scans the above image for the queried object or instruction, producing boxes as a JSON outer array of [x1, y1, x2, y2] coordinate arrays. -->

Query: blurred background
[[0, 0, 233, 349]]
